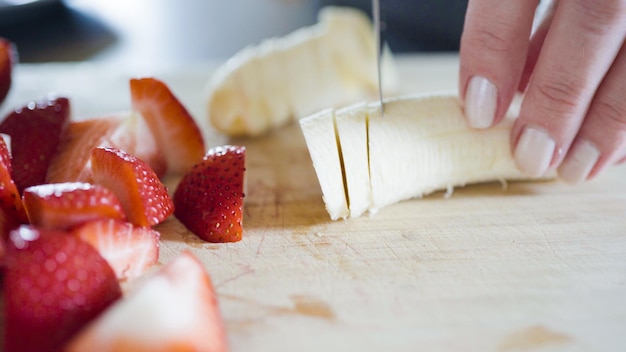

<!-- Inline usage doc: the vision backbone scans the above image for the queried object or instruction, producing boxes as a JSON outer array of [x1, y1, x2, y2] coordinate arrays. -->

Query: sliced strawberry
[[0, 210, 19, 242], [22, 182, 126, 230], [108, 111, 166, 177], [0, 37, 15, 104], [3, 225, 122, 352], [47, 115, 124, 183], [0, 135, 26, 235], [0, 95, 70, 192], [91, 147, 174, 227], [47, 113, 165, 184], [73, 219, 160, 282], [174, 145, 246, 243], [66, 251, 228, 352], [130, 77, 205, 174]]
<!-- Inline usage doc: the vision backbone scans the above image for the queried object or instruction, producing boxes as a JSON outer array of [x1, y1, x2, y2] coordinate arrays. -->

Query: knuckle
[[533, 78, 585, 115], [592, 96, 626, 130], [574, 0, 626, 35], [469, 24, 515, 56]]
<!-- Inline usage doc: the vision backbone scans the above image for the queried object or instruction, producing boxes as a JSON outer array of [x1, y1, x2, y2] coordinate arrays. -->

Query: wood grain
[[2, 55, 625, 352]]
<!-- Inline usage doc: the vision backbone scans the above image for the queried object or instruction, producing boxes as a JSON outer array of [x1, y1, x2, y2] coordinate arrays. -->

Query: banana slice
[[300, 93, 546, 220], [206, 6, 397, 137], [300, 108, 348, 220]]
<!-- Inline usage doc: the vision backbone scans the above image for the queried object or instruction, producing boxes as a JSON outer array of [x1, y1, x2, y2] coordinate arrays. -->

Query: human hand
[[459, 0, 626, 184]]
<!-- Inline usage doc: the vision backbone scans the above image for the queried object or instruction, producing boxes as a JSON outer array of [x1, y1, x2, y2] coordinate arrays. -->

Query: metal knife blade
[[372, 0, 384, 115]]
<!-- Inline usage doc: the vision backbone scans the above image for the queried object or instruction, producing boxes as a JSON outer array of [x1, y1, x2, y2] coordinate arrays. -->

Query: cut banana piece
[[206, 6, 397, 137], [300, 108, 349, 220], [300, 93, 546, 220]]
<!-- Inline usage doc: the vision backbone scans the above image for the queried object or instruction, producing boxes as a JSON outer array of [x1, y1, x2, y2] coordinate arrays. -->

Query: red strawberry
[[0, 210, 19, 242], [0, 95, 70, 192], [47, 113, 165, 183], [73, 219, 160, 282], [3, 225, 122, 352], [0, 134, 26, 235], [0, 37, 15, 104], [108, 111, 166, 177], [174, 145, 245, 243], [130, 77, 205, 174], [91, 147, 174, 227], [66, 251, 228, 352], [22, 182, 126, 230]]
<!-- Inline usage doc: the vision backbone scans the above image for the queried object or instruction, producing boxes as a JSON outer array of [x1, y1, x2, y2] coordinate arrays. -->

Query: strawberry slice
[[47, 113, 165, 184], [73, 219, 160, 282], [22, 182, 126, 230], [66, 251, 228, 352], [130, 77, 205, 174], [0, 210, 19, 242], [0, 37, 15, 104], [0, 95, 71, 192], [174, 145, 246, 243], [3, 225, 122, 352], [0, 134, 26, 234], [91, 147, 174, 227]]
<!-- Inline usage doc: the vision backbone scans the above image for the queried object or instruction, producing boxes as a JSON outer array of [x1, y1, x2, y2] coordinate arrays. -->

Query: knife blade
[[372, 0, 384, 115]]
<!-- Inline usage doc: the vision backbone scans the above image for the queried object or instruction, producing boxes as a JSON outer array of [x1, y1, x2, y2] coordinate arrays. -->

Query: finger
[[512, 0, 626, 177], [558, 43, 626, 184], [459, 0, 538, 129], [518, 0, 558, 92]]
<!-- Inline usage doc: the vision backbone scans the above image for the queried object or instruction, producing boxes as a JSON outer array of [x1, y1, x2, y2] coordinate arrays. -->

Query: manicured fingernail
[[514, 127, 556, 177], [465, 76, 497, 129], [557, 139, 600, 184]]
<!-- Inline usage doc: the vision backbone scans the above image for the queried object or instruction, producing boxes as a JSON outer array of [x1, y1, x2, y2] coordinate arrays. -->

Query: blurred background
[[0, 0, 467, 65]]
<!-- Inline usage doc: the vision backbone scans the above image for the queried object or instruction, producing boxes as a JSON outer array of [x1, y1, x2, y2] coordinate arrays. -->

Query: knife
[[372, 0, 384, 115]]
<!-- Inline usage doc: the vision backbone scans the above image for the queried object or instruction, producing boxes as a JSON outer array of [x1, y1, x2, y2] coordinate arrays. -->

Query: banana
[[300, 93, 547, 220], [206, 7, 397, 137]]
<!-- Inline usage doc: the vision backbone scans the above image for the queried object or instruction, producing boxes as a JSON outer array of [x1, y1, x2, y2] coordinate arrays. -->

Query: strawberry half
[[22, 182, 126, 230], [73, 219, 160, 282], [91, 147, 174, 227], [130, 77, 205, 174], [0, 37, 15, 104], [66, 251, 228, 352], [174, 145, 246, 243], [3, 225, 122, 352], [47, 113, 165, 184], [0, 95, 70, 192], [0, 134, 26, 235]]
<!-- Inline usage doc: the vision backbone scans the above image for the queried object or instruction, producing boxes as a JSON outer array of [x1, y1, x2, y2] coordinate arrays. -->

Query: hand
[[458, 0, 626, 184]]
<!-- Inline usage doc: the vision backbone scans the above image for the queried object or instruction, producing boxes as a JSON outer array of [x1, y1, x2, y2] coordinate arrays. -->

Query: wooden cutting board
[[3, 55, 625, 352]]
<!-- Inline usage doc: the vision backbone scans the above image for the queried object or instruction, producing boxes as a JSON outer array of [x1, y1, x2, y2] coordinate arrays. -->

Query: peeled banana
[[300, 93, 545, 220], [205, 7, 397, 137]]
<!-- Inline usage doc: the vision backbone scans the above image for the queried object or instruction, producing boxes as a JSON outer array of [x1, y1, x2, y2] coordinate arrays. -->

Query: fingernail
[[465, 76, 497, 129], [557, 139, 600, 184], [514, 127, 556, 177]]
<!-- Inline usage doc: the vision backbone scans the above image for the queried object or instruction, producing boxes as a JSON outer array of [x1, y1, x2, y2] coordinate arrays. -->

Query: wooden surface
[[3, 55, 626, 351]]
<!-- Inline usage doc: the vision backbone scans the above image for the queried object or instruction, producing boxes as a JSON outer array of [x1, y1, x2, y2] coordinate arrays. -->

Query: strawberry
[[174, 145, 246, 243], [0, 134, 26, 235], [66, 251, 228, 352], [90, 147, 174, 227], [22, 182, 126, 230], [0, 95, 70, 192], [0, 37, 15, 104], [130, 77, 205, 174], [0, 210, 19, 242], [47, 113, 165, 184], [3, 225, 122, 352], [73, 219, 160, 282]]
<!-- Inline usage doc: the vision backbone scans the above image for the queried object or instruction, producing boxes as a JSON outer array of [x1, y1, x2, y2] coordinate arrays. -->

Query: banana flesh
[[300, 93, 544, 220], [206, 7, 397, 137]]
